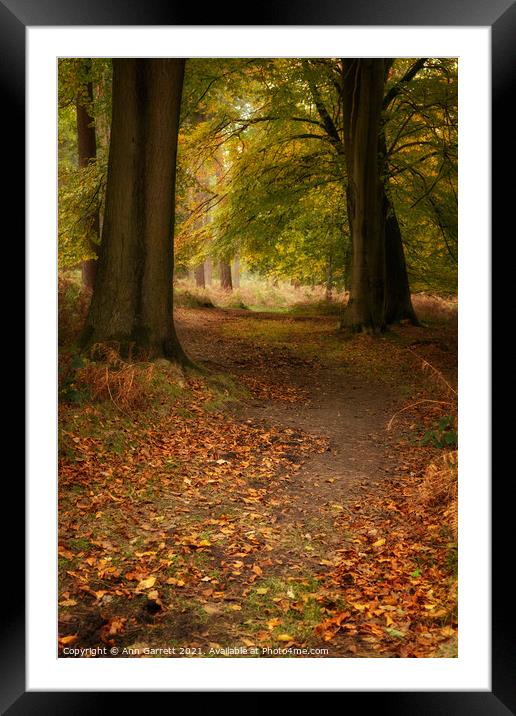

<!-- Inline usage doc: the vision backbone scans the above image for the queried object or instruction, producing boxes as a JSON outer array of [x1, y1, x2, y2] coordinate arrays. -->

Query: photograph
[[8, 0, 505, 704], [57, 56, 459, 660]]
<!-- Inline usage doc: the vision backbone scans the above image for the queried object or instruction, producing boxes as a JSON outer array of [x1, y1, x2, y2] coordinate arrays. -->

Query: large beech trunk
[[340, 59, 386, 333], [84, 59, 189, 363], [76, 59, 100, 291]]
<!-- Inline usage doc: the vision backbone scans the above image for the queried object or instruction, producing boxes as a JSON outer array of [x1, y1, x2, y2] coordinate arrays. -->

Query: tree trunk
[[378, 132, 420, 325], [194, 263, 205, 288], [76, 59, 100, 291], [84, 59, 189, 363], [204, 258, 213, 285], [383, 194, 420, 325], [232, 254, 240, 289], [220, 260, 233, 291], [340, 59, 386, 333]]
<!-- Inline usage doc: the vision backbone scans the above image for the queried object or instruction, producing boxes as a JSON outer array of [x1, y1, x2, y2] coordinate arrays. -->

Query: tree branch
[[383, 58, 428, 109], [302, 60, 345, 156]]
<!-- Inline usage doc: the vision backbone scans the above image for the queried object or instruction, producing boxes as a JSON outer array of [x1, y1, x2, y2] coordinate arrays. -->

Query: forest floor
[[58, 300, 458, 658]]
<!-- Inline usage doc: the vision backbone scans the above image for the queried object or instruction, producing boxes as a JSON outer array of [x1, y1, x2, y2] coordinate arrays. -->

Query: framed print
[[8, 0, 510, 710]]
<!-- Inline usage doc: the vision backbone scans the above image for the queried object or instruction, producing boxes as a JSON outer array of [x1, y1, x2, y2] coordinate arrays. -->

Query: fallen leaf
[[58, 546, 75, 560], [59, 634, 78, 646], [166, 578, 185, 587], [137, 576, 157, 590]]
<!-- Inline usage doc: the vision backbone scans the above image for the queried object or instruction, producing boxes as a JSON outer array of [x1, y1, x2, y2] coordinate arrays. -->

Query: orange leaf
[[59, 634, 78, 646]]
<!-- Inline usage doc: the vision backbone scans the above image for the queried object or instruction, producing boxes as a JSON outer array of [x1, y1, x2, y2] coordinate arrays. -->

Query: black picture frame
[[9, 0, 509, 711]]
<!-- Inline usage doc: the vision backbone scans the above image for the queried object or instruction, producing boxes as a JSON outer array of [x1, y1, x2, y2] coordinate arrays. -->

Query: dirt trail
[[177, 307, 398, 506]]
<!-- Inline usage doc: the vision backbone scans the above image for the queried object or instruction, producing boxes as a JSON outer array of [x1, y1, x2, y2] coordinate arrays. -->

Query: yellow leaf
[[230, 604, 242, 611], [252, 564, 263, 576], [351, 603, 368, 612], [372, 538, 386, 547], [166, 578, 185, 587], [59, 599, 78, 607], [137, 576, 156, 590], [276, 634, 294, 642], [256, 587, 269, 595], [423, 603, 437, 610]]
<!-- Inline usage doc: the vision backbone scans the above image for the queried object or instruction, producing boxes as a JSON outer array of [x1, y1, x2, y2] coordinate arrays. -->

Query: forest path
[[177, 307, 398, 513], [175, 307, 402, 656]]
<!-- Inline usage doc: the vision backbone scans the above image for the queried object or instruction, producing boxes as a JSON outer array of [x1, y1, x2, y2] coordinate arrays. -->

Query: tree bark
[[383, 195, 420, 325], [76, 59, 100, 291], [84, 59, 189, 363], [220, 260, 233, 291], [379, 133, 420, 325], [194, 263, 205, 288], [340, 59, 386, 333]]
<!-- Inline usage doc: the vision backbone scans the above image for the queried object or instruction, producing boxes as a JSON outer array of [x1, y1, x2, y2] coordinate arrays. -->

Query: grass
[[174, 277, 347, 314], [239, 575, 324, 645], [411, 293, 457, 325]]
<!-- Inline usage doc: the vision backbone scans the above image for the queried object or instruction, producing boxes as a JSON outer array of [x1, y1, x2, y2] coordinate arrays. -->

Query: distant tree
[[84, 59, 189, 363], [76, 59, 100, 290], [232, 253, 241, 289], [220, 260, 233, 291], [194, 264, 206, 288], [58, 59, 109, 278]]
